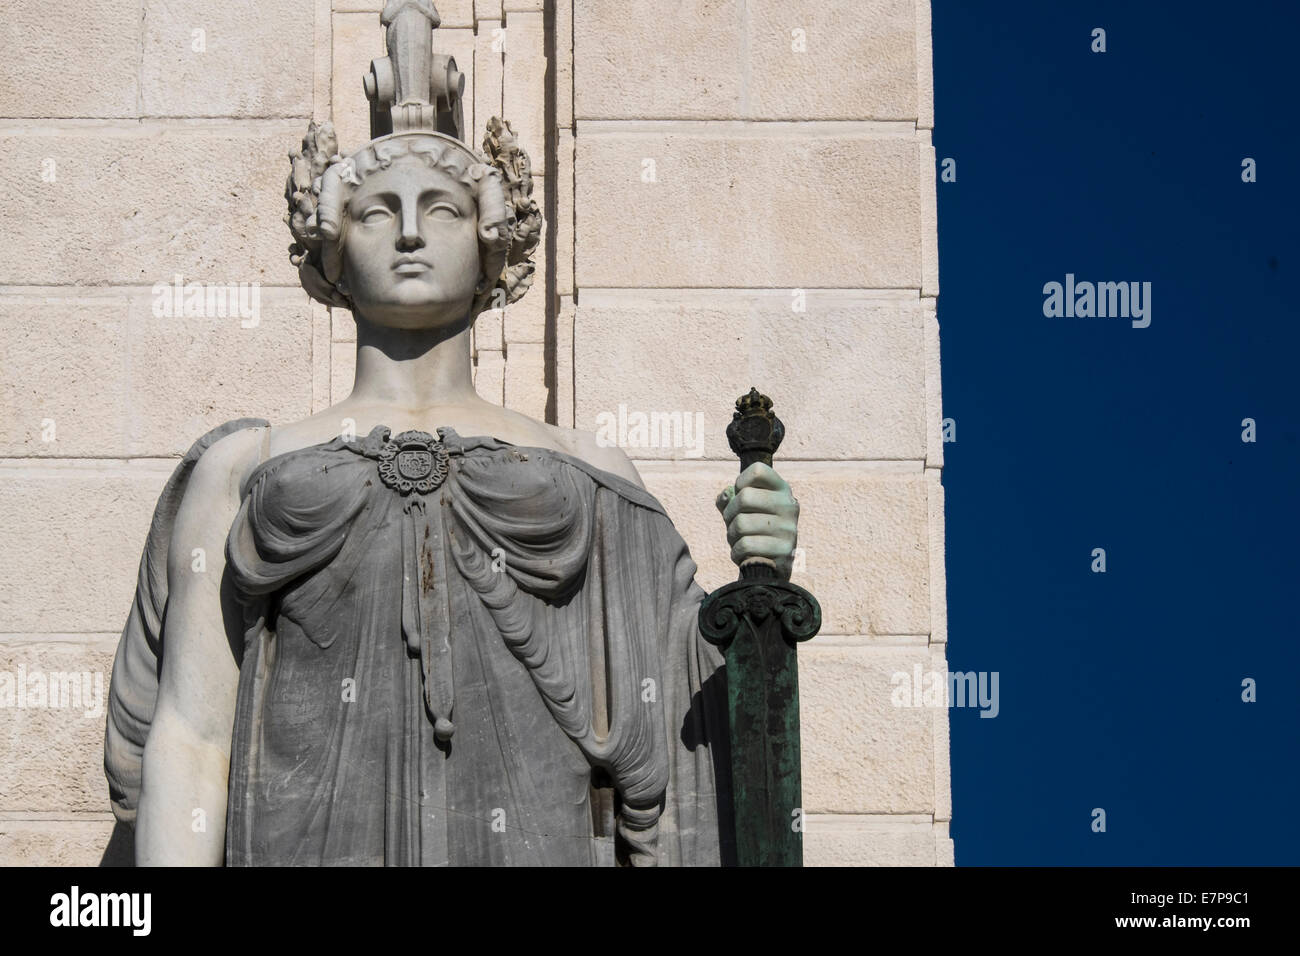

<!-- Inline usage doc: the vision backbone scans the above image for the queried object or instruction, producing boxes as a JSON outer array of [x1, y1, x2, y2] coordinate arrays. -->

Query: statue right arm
[[135, 428, 264, 866]]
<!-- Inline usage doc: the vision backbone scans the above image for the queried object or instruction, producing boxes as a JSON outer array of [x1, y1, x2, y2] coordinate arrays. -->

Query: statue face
[[340, 154, 482, 330]]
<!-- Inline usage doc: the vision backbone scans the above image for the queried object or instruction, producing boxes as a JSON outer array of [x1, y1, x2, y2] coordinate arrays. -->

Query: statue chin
[[349, 293, 477, 333]]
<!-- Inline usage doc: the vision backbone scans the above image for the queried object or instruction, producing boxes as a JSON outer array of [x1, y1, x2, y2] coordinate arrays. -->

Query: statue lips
[[393, 254, 433, 276]]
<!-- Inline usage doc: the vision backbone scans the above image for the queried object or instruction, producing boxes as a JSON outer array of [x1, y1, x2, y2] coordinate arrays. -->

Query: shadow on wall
[[100, 822, 133, 866]]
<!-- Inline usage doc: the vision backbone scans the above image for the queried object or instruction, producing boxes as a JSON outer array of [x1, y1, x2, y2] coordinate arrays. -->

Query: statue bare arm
[[135, 428, 264, 866]]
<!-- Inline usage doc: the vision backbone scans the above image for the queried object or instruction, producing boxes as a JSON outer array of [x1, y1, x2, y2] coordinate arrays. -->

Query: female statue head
[[283, 119, 540, 330], [283, 0, 540, 330]]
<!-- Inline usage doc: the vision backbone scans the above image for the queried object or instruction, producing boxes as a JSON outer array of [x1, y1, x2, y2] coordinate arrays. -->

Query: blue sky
[[932, 0, 1299, 864]]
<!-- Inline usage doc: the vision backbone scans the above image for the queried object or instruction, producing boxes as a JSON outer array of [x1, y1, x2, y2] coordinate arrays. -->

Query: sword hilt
[[726, 387, 784, 472], [699, 392, 821, 865], [727, 388, 786, 579]]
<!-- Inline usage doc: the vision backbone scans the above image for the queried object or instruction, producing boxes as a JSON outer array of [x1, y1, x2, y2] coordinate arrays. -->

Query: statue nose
[[397, 210, 424, 250], [397, 226, 424, 251]]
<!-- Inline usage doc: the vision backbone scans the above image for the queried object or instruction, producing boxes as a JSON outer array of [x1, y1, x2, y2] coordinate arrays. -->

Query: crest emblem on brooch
[[377, 430, 450, 495]]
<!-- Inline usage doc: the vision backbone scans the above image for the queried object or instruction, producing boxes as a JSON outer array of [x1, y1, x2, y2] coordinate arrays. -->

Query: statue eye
[[427, 203, 460, 221], [358, 206, 392, 224]]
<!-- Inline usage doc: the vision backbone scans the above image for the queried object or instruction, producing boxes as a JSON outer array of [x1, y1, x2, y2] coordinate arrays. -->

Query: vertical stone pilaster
[[555, 295, 576, 428], [473, 19, 504, 139], [499, 7, 550, 418]]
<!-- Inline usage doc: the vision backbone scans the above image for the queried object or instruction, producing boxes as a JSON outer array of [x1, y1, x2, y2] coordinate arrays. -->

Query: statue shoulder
[[182, 424, 270, 506], [546, 424, 644, 489]]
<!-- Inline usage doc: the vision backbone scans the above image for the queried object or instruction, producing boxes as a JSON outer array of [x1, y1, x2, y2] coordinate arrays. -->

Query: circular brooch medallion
[[377, 430, 450, 495]]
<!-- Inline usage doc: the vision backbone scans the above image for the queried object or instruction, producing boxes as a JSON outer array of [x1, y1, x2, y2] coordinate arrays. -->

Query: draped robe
[[105, 422, 734, 866]]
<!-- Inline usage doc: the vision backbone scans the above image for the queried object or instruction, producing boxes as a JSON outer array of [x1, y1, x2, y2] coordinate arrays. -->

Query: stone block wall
[[0, 0, 949, 866], [563, 0, 950, 866]]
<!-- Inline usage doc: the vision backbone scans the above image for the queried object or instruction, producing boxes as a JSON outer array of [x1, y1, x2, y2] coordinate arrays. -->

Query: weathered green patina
[[699, 390, 821, 867]]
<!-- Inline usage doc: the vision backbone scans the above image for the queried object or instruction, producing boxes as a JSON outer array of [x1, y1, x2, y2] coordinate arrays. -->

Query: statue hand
[[716, 462, 799, 580]]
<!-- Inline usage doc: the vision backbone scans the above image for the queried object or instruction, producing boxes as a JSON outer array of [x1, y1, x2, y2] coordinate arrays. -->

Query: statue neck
[[347, 315, 479, 407]]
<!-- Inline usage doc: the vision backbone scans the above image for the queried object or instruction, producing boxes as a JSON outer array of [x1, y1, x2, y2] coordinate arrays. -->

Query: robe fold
[[105, 422, 734, 866]]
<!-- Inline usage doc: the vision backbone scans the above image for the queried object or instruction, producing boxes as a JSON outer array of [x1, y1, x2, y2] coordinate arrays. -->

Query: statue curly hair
[[284, 118, 541, 313]]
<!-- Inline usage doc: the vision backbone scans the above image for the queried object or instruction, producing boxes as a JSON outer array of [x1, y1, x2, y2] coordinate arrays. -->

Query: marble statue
[[104, 0, 800, 866]]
